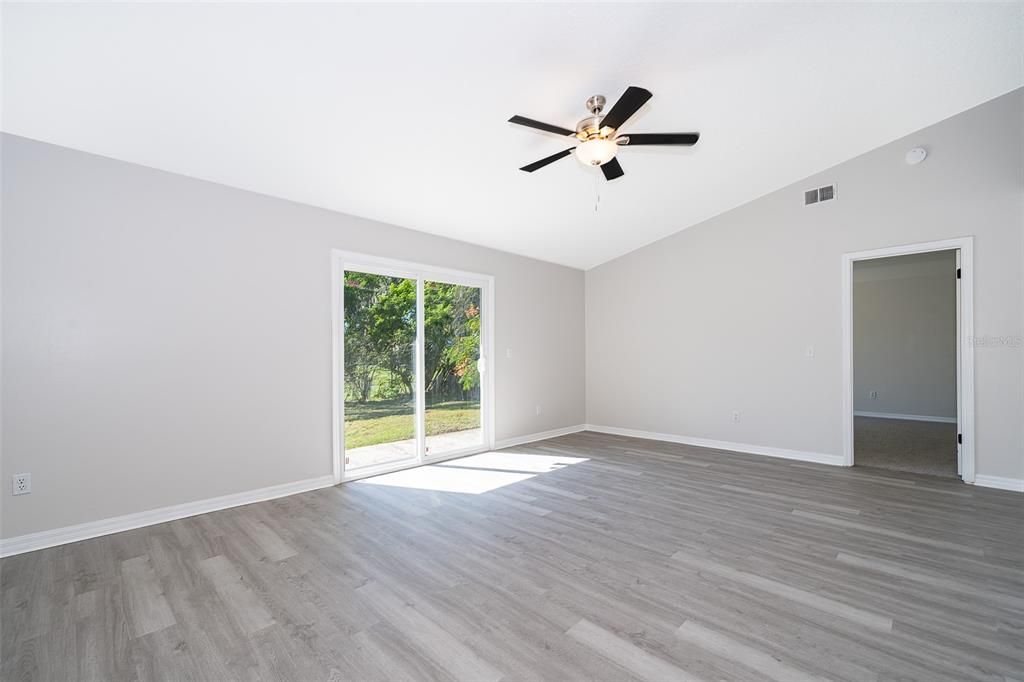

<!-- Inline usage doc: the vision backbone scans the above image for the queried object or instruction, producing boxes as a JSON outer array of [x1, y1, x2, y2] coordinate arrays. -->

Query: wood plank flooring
[[2, 431, 1022, 681]]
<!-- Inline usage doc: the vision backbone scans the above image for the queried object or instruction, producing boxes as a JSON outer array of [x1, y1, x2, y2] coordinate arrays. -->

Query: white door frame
[[841, 237, 974, 482], [330, 250, 496, 484]]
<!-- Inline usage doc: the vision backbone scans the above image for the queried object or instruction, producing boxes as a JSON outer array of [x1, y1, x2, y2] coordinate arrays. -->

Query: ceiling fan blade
[[519, 148, 574, 172], [621, 132, 700, 146], [508, 115, 576, 137], [601, 157, 624, 181], [600, 86, 653, 131]]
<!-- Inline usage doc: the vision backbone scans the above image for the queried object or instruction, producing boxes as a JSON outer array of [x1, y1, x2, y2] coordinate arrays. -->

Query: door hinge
[[957, 433, 963, 444], [956, 268, 961, 279]]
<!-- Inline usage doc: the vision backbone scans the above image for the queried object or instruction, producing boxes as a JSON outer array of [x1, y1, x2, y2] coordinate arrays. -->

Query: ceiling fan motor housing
[[576, 115, 606, 140], [577, 95, 612, 141]]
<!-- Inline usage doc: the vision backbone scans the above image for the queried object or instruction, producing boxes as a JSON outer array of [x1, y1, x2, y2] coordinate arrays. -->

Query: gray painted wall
[[1, 135, 586, 538], [4, 88, 1022, 541], [587, 88, 1023, 480], [853, 251, 957, 419]]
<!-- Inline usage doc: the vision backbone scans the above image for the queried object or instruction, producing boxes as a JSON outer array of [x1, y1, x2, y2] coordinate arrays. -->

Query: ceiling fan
[[509, 86, 699, 181]]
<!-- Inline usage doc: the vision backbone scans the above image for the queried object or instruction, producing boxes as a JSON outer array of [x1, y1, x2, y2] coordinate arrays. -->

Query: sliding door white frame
[[840, 236, 974, 482], [330, 250, 495, 484]]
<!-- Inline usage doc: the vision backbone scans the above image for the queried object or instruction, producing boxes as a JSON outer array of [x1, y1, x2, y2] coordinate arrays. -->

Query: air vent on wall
[[804, 183, 837, 206]]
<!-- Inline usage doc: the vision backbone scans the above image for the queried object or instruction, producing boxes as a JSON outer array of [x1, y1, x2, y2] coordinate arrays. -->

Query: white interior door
[[955, 248, 963, 478]]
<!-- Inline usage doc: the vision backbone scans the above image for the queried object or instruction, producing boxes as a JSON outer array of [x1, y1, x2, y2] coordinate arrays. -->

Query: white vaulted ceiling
[[4, 3, 1021, 269]]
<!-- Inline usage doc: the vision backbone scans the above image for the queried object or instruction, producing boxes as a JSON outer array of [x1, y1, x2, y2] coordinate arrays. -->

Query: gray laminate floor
[[2, 431, 1022, 681]]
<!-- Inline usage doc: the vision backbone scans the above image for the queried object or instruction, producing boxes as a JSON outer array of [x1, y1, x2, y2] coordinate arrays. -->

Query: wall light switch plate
[[805, 345, 815, 358]]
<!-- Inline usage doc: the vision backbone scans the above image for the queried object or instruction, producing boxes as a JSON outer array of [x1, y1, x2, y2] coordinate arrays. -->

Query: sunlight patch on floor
[[436, 451, 589, 474], [357, 464, 536, 494], [357, 451, 589, 494]]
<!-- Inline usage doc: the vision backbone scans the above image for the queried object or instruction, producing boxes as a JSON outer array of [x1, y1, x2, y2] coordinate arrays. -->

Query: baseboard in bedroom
[[494, 424, 586, 450], [973, 475, 1024, 492], [853, 411, 958, 424], [0, 474, 336, 558], [583, 424, 845, 467]]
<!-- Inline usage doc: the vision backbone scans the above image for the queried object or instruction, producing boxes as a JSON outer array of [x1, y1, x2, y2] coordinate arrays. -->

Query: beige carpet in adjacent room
[[854, 416, 958, 478]]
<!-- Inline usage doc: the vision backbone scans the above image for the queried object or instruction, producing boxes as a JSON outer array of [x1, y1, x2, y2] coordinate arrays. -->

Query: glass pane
[[343, 271, 418, 471], [424, 281, 483, 456]]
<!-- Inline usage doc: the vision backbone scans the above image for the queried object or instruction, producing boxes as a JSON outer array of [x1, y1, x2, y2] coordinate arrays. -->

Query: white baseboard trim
[[8, 431, 1011, 557], [973, 475, 1024, 492], [0, 474, 336, 558], [853, 411, 957, 424], [583, 424, 846, 467], [494, 424, 586, 450]]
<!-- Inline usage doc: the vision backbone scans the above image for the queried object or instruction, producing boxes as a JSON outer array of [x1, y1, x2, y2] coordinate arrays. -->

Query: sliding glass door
[[342, 272, 419, 472], [333, 253, 492, 480], [424, 281, 484, 458]]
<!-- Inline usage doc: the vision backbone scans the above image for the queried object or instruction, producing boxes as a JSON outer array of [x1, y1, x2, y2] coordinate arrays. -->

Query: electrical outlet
[[535, 405, 542, 416], [506, 348, 513, 359], [731, 411, 741, 423], [870, 390, 879, 400], [12, 473, 31, 496]]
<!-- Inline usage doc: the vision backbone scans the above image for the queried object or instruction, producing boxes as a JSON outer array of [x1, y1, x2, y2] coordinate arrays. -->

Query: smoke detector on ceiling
[[905, 147, 928, 165]]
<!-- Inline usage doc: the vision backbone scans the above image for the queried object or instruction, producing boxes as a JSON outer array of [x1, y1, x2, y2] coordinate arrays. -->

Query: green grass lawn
[[344, 399, 480, 449]]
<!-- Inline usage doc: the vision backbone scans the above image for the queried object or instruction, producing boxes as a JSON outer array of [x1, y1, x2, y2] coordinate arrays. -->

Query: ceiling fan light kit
[[509, 85, 700, 181], [575, 138, 618, 166]]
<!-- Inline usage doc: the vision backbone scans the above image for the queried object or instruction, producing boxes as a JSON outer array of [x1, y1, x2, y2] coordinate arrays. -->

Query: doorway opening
[[841, 238, 974, 482], [331, 251, 495, 483]]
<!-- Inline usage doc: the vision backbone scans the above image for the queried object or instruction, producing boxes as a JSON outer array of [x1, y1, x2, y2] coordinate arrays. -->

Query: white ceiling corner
[[4, 2, 1022, 269]]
